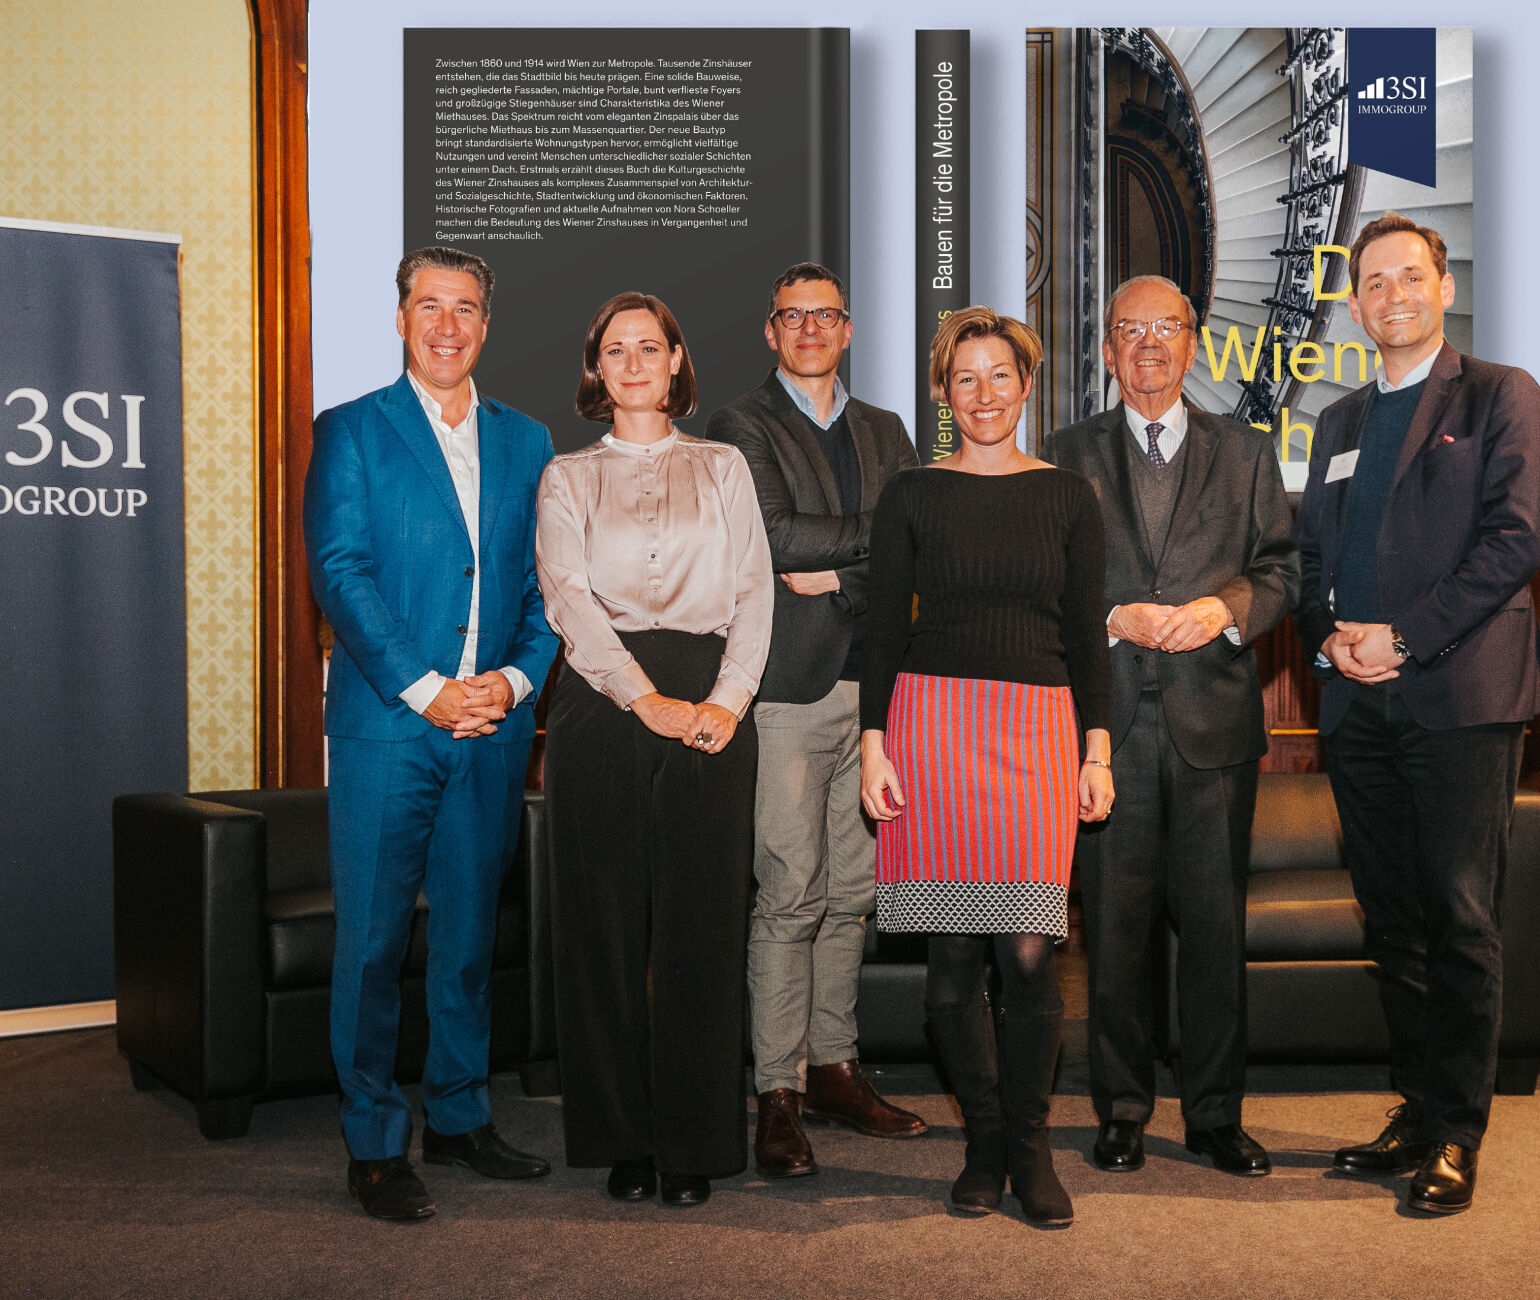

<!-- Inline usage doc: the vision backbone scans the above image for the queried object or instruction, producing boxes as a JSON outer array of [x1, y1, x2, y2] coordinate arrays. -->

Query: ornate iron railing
[[1236, 27, 1360, 427]]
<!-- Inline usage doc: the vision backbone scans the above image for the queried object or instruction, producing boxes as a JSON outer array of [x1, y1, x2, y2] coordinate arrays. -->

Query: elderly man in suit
[[1296, 213, 1540, 1215], [304, 247, 560, 1220], [707, 263, 926, 1178], [1043, 274, 1298, 1178]]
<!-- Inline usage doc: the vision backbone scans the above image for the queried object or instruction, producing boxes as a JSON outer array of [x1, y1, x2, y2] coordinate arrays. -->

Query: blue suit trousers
[[328, 728, 530, 1160]]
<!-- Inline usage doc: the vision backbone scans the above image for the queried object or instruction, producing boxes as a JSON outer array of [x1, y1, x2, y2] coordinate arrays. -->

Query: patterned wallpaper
[[0, 0, 258, 789]]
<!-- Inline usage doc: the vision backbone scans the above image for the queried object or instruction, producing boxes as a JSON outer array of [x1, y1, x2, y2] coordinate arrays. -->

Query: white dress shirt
[[397, 371, 532, 715]]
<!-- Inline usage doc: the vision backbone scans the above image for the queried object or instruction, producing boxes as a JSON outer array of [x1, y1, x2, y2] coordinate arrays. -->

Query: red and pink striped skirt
[[875, 673, 1079, 935]]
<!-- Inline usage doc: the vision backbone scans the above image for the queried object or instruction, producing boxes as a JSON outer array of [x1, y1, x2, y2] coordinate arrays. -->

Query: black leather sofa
[[113, 773, 1538, 1140], [112, 788, 558, 1138], [853, 772, 1540, 1096]]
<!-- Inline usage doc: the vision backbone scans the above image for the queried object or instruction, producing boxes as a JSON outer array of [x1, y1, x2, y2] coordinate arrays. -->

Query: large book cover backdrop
[[404, 28, 850, 454], [1024, 26, 1472, 770]]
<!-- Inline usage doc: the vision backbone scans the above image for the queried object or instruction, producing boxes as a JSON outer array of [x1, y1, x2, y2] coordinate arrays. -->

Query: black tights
[[926, 933, 1063, 1019]]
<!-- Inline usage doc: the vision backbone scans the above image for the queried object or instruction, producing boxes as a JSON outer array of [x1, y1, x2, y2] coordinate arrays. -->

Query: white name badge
[[1325, 449, 1360, 484]]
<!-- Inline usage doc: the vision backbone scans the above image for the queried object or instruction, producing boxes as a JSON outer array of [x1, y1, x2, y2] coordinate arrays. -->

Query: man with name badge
[[1295, 213, 1540, 1215], [304, 247, 560, 1220], [707, 262, 926, 1178], [1043, 274, 1298, 1180]]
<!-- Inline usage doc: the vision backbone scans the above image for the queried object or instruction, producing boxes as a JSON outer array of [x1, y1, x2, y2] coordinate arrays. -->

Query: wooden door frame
[[253, 0, 322, 786]]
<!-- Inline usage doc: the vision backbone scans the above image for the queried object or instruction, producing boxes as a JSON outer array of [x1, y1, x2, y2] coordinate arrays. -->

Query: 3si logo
[[1356, 75, 1428, 102], [4, 388, 147, 469]]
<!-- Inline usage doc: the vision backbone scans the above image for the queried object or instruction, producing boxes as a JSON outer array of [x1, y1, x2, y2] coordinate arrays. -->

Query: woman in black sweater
[[859, 306, 1113, 1225]]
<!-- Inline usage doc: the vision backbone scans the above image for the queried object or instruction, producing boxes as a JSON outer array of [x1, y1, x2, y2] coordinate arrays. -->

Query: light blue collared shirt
[[777, 368, 849, 430], [1375, 343, 1440, 394]]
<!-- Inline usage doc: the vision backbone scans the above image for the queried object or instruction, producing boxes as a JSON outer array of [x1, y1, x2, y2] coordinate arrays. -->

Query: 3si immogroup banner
[[0, 219, 187, 1010]]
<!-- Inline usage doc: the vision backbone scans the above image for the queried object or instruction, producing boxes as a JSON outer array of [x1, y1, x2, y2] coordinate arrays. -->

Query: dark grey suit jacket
[[1042, 403, 1299, 768], [1295, 342, 1540, 734], [706, 369, 918, 703]]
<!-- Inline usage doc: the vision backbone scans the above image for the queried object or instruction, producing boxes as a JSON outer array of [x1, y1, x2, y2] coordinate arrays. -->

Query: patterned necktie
[[1145, 422, 1167, 469]]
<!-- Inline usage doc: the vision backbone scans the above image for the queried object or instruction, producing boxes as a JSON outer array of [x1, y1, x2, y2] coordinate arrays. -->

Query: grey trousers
[[747, 680, 876, 1094]]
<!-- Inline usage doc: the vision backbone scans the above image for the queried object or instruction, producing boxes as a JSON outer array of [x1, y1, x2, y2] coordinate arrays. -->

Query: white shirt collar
[[406, 369, 479, 432], [1123, 398, 1188, 445], [1376, 344, 1441, 394], [777, 368, 849, 430]]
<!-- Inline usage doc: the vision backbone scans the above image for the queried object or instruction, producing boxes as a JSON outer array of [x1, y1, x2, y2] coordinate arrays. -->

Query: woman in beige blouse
[[535, 291, 772, 1208]]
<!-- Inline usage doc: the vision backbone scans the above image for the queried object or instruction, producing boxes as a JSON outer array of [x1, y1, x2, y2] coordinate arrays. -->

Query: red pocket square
[[1441, 434, 1456, 443]]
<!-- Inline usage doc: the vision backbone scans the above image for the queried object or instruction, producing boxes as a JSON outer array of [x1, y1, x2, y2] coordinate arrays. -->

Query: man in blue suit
[[304, 247, 560, 1221]]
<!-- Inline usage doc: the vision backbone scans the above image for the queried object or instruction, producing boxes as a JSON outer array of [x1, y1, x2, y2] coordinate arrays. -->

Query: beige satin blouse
[[535, 430, 773, 717]]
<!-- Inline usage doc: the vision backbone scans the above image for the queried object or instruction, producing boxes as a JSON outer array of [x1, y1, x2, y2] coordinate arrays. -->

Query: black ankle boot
[[995, 1006, 1073, 1226], [927, 1000, 1007, 1214]]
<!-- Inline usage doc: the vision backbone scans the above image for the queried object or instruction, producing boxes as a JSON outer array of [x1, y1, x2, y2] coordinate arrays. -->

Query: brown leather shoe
[[803, 1059, 928, 1138], [755, 1088, 817, 1178]]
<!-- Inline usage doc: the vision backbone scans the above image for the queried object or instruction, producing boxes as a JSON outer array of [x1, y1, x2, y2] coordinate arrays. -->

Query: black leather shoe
[[422, 1123, 551, 1179], [1184, 1124, 1271, 1175], [1333, 1105, 1434, 1176], [606, 1157, 657, 1201], [1407, 1142, 1477, 1215], [347, 1156, 435, 1221], [1092, 1120, 1145, 1172], [660, 1173, 711, 1207]]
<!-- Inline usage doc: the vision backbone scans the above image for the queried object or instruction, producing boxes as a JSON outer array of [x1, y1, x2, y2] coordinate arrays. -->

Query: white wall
[[310, 2, 1537, 433]]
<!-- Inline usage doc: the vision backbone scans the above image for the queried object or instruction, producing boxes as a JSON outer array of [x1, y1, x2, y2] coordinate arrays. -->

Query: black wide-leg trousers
[[546, 630, 755, 1176]]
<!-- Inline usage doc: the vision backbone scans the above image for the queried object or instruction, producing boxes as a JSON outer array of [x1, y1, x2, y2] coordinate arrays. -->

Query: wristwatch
[[1389, 625, 1411, 662]]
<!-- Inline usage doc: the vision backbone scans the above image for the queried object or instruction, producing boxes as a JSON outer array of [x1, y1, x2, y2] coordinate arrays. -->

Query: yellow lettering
[[1313, 244, 1351, 300], [1289, 342, 1325, 382], [1201, 325, 1266, 383]]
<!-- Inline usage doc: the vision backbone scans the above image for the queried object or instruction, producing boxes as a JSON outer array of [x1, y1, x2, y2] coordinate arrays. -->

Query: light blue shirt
[[1375, 343, 1440, 394], [777, 368, 849, 430]]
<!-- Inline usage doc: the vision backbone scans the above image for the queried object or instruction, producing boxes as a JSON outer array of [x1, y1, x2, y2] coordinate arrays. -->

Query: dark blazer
[[1295, 342, 1540, 734], [1042, 403, 1298, 768], [304, 373, 560, 745], [706, 369, 918, 703]]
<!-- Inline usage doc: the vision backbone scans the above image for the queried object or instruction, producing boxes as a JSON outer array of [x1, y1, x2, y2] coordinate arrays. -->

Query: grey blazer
[[1042, 403, 1299, 768], [706, 369, 918, 703]]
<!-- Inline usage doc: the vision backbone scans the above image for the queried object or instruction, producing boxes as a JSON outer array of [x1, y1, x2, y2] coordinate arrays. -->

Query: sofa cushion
[[1249, 774, 1347, 874], [1247, 869, 1364, 960]]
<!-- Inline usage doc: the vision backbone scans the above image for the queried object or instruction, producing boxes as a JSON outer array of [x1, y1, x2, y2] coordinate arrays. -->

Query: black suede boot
[[995, 1006, 1073, 1226], [927, 1000, 1008, 1214]]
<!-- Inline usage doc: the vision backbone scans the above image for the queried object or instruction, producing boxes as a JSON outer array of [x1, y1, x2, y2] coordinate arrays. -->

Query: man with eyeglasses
[[1043, 274, 1298, 1180], [707, 262, 925, 1179]]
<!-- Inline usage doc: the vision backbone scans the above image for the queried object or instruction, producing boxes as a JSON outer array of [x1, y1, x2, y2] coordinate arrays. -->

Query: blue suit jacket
[[303, 374, 560, 745], [1295, 343, 1540, 734]]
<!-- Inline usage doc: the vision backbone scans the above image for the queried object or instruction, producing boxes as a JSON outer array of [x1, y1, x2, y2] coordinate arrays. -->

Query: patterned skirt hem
[[875, 880, 1068, 938]]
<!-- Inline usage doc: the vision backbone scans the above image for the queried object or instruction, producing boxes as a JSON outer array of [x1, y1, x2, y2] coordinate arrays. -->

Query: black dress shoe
[[1184, 1123, 1271, 1175], [1333, 1105, 1434, 1176], [660, 1173, 711, 1207], [1407, 1142, 1477, 1215], [606, 1157, 657, 1202], [347, 1156, 435, 1221], [422, 1123, 551, 1179], [1092, 1120, 1145, 1172]]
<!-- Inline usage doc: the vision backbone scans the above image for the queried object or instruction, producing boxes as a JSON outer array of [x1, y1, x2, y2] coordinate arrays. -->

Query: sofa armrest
[[112, 794, 268, 1102]]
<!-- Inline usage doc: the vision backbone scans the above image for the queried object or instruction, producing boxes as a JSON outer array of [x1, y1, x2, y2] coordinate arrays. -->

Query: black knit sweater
[[859, 466, 1113, 734]]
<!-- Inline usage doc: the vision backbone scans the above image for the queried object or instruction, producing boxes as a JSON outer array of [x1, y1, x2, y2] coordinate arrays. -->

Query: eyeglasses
[[768, 307, 849, 330], [1109, 317, 1189, 343]]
